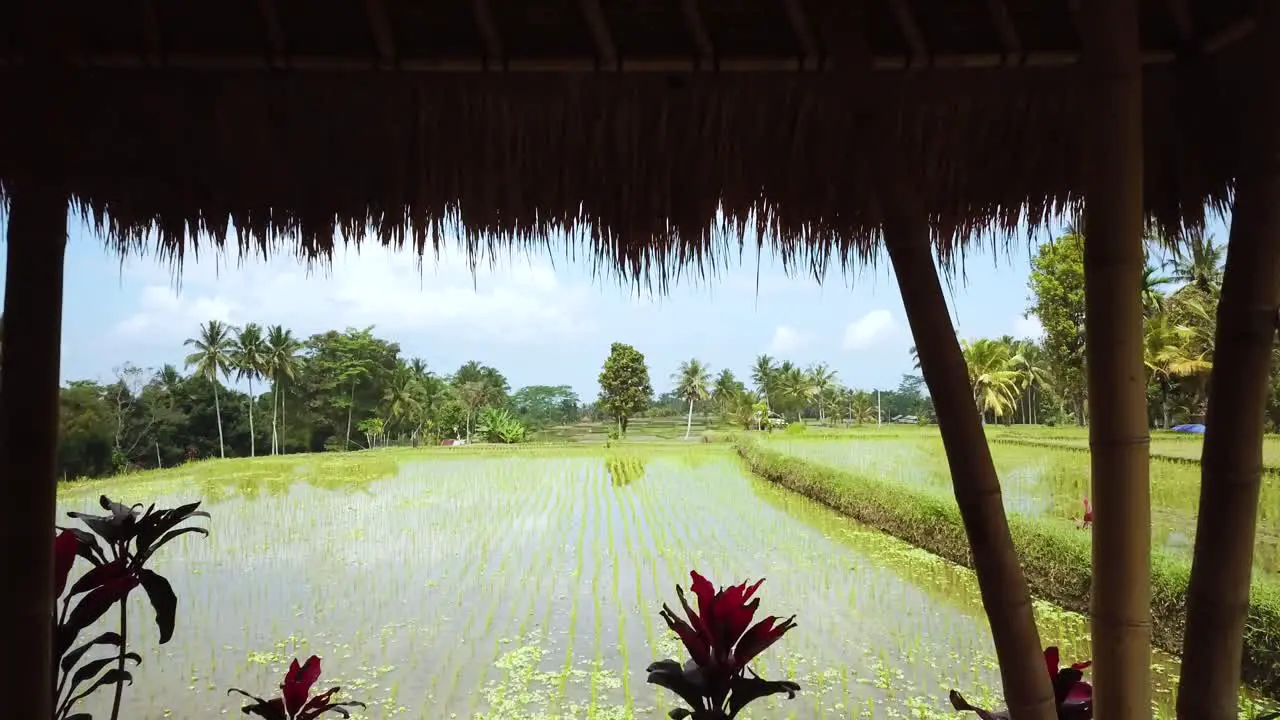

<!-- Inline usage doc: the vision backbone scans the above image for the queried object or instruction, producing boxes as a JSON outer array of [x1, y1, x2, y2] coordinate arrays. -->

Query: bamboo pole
[[883, 202, 1057, 720], [1080, 0, 1151, 716], [1, 176, 69, 720], [1177, 7, 1280, 717]]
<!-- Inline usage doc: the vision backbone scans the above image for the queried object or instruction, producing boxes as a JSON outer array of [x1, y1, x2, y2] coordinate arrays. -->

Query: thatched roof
[[0, 0, 1263, 282]]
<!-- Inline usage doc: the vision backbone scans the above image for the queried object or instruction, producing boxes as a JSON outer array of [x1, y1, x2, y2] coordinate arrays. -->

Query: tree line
[[593, 342, 934, 438], [57, 323, 581, 479], [946, 227, 1252, 429]]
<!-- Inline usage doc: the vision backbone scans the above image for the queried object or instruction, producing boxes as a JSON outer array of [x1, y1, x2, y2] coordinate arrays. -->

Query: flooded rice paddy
[[56, 447, 1266, 719], [767, 436, 1280, 580]]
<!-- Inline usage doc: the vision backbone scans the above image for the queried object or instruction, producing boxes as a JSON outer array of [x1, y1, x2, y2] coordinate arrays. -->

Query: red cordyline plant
[[53, 495, 209, 720], [647, 570, 800, 719], [229, 655, 367, 719], [949, 647, 1093, 720]]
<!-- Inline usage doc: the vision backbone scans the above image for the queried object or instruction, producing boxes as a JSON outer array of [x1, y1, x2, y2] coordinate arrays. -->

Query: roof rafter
[[680, 0, 714, 68], [1168, 0, 1194, 43], [471, 0, 504, 67], [782, 0, 821, 69], [140, 0, 163, 66], [577, 0, 618, 69], [255, 0, 286, 68], [984, 0, 1022, 63], [365, 0, 396, 67], [889, 0, 928, 68]]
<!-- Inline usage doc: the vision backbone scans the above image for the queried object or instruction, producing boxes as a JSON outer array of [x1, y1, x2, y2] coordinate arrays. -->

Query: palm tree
[[807, 362, 838, 423], [1010, 342, 1052, 425], [712, 369, 743, 412], [1165, 229, 1226, 295], [750, 355, 778, 410], [232, 323, 269, 457], [383, 364, 423, 440], [673, 358, 712, 439], [184, 320, 236, 458], [1143, 314, 1213, 428], [908, 345, 921, 370], [777, 361, 813, 421], [265, 325, 302, 455], [961, 338, 1020, 421], [1141, 263, 1172, 317]]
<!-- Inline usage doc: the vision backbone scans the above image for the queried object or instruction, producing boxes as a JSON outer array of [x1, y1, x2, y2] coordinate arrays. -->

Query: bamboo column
[[2, 175, 69, 720], [1177, 7, 1280, 718], [883, 198, 1057, 720], [1080, 0, 1151, 717]]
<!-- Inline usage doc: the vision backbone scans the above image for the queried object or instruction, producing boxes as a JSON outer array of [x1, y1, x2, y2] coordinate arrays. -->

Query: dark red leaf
[[55, 530, 81, 597]]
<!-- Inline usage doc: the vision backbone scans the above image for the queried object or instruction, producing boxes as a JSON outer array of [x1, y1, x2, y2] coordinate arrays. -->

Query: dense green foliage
[[954, 229, 1251, 429], [597, 342, 654, 434], [736, 439, 1280, 697], [54, 326, 585, 479]]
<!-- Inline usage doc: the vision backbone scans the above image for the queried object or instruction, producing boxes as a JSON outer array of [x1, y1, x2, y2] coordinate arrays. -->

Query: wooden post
[[1080, 0, 1152, 717], [883, 199, 1057, 720], [1177, 6, 1280, 718], [1, 176, 69, 720]]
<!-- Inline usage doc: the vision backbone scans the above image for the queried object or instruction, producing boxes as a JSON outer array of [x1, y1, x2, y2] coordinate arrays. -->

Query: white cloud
[[111, 246, 597, 349], [1013, 314, 1045, 339], [768, 325, 807, 355], [842, 309, 897, 350]]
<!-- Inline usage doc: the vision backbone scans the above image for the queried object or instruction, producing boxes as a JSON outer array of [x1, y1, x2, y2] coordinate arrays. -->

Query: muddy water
[[56, 450, 1208, 719]]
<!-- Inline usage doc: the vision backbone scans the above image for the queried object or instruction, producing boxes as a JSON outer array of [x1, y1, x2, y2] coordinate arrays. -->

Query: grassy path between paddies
[[985, 436, 1280, 476], [734, 438, 1280, 700]]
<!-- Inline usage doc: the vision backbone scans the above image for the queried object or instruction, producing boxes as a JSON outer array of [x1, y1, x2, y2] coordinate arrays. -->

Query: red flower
[[660, 571, 796, 679], [282, 656, 323, 716], [1044, 646, 1092, 709], [650, 570, 800, 717], [229, 655, 366, 720], [54, 530, 81, 597], [950, 646, 1093, 720]]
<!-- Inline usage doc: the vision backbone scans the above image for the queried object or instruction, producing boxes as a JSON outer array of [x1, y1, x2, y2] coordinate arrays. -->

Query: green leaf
[[66, 654, 142, 700], [65, 669, 133, 709], [137, 569, 178, 644], [135, 526, 209, 565], [60, 632, 122, 673]]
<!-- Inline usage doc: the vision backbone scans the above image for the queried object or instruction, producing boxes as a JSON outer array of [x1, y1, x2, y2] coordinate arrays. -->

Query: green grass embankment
[[735, 439, 1280, 698]]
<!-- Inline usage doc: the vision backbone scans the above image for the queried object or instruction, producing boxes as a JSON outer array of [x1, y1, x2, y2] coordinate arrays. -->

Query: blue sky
[[0, 212, 1232, 400]]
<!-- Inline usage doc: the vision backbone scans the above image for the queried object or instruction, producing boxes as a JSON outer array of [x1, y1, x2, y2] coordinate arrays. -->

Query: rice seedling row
[[54, 448, 1277, 719]]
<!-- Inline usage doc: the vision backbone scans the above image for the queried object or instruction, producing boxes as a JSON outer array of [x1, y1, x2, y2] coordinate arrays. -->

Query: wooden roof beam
[[577, 0, 618, 70], [823, 0, 873, 71], [472, 0, 504, 68], [365, 0, 396, 67], [782, 0, 821, 69], [256, 0, 286, 68], [140, 0, 163, 66], [889, 0, 928, 68], [984, 0, 1022, 63], [1168, 0, 1194, 44], [680, 0, 714, 69]]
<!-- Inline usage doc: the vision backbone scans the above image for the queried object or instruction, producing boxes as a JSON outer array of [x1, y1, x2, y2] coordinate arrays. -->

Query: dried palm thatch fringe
[[0, 59, 1250, 287]]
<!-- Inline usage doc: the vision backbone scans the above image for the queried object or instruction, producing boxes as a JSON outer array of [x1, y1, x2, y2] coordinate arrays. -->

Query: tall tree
[[711, 369, 744, 412], [265, 325, 301, 455], [1142, 314, 1212, 429], [232, 323, 269, 457], [807, 362, 838, 422], [962, 338, 1020, 420], [750, 355, 778, 410], [672, 358, 711, 439], [1164, 229, 1226, 296], [1028, 233, 1088, 423], [183, 320, 236, 458], [598, 342, 653, 435]]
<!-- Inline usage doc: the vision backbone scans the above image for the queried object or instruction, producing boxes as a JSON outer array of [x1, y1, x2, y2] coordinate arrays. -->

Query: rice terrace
[[52, 420, 1280, 719], [11, 2, 1280, 719]]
